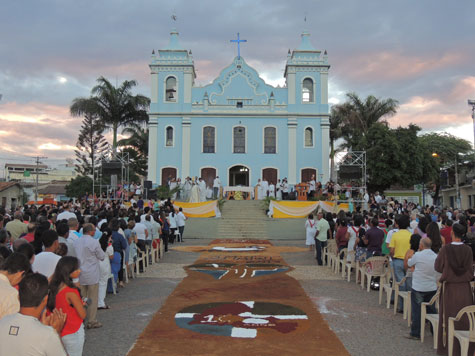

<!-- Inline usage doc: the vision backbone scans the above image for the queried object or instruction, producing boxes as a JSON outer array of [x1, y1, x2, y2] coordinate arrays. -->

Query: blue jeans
[[391, 258, 406, 310], [315, 240, 327, 265], [410, 289, 436, 338]]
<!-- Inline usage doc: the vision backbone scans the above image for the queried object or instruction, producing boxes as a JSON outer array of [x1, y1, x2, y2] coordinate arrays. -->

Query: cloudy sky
[[1, 0, 474, 175]]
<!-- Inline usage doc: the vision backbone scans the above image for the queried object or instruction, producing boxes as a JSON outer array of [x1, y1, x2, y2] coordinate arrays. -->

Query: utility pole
[[468, 100, 475, 149], [455, 154, 460, 209], [33, 156, 47, 203]]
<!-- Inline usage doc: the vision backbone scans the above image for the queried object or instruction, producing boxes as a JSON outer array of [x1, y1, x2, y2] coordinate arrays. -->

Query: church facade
[[147, 29, 330, 188]]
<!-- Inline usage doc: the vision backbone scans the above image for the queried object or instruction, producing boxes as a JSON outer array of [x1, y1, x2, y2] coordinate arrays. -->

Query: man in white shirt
[[213, 176, 221, 199], [73, 224, 105, 329], [176, 208, 187, 242], [282, 179, 289, 200], [56, 204, 76, 222], [374, 191, 382, 204], [406, 237, 439, 340], [32, 230, 61, 279], [0, 273, 67, 355], [309, 175, 316, 198], [133, 216, 148, 271], [67, 218, 81, 243], [0, 253, 30, 319]]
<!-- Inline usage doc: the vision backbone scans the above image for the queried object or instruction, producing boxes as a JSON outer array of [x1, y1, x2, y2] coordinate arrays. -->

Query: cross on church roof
[[230, 33, 247, 58]]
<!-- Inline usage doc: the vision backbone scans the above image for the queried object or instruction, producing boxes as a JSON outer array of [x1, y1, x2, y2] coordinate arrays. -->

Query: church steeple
[[297, 31, 317, 51], [166, 28, 183, 50]]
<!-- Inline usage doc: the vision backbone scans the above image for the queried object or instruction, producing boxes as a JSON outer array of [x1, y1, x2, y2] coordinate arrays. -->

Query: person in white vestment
[[309, 174, 316, 199], [305, 214, 317, 250], [261, 178, 269, 198], [190, 182, 200, 203], [198, 178, 207, 202], [169, 179, 178, 200], [183, 177, 192, 201], [276, 179, 282, 200], [256, 179, 264, 200], [269, 182, 276, 198], [213, 176, 221, 199]]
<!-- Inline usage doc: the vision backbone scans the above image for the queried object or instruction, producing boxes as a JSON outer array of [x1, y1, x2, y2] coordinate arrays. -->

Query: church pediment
[[203, 57, 273, 106]]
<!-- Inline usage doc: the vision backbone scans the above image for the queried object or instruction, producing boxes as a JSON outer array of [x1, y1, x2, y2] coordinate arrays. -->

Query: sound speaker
[[338, 165, 362, 180], [144, 180, 152, 189]]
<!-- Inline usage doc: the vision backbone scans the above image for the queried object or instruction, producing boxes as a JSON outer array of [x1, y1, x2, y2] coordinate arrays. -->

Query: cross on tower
[[230, 33, 247, 58]]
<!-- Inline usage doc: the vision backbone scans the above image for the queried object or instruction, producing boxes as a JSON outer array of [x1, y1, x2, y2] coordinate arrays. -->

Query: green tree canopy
[[66, 176, 93, 199], [71, 77, 150, 149]]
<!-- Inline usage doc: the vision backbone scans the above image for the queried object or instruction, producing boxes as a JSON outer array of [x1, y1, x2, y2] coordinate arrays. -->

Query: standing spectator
[[23, 223, 36, 243], [98, 231, 114, 309], [32, 230, 62, 279], [57, 223, 76, 257], [160, 212, 170, 252], [47, 256, 86, 356], [176, 208, 187, 242], [426, 221, 444, 253], [73, 223, 105, 329], [335, 218, 349, 252], [110, 218, 127, 287], [0, 253, 30, 319], [5, 211, 28, 242], [440, 219, 453, 245], [67, 218, 81, 243], [56, 204, 76, 222], [363, 217, 384, 258], [133, 216, 148, 272], [0, 273, 67, 355], [405, 237, 438, 340], [315, 212, 330, 265], [434, 223, 475, 355], [168, 210, 178, 244], [389, 214, 412, 312]]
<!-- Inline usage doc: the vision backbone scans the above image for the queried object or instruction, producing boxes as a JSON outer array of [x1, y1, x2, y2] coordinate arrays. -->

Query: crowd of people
[[305, 203, 475, 355], [0, 197, 186, 355]]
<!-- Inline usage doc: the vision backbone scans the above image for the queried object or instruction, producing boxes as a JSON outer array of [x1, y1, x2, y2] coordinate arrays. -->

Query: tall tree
[[74, 111, 108, 176], [117, 124, 149, 178], [71, 76, 150, 149], [340, 93, 399, 150], [329, 105, 345, 181]]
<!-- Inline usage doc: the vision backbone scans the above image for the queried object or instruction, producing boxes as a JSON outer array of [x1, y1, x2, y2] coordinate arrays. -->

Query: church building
[[147, 29, 330, 188]]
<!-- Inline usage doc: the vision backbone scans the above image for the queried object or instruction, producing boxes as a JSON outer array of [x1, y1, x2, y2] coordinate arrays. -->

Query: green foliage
[[74, 111, 108, 175], [156, 185, 181, 200], [71, 76, 150, 149], [261, 196, 276, 210], [217, 198, 226, 212], [118, 125, 149, 178], [66, 176, 93, 199]]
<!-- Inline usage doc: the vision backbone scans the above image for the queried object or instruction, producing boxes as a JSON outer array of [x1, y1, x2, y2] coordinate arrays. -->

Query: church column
[[320, 71, 328, 105], [287, 71, 296, 105], [321, 118, 330, 183], [147, 118, 158, 184], [181, 117, 191, 179], [287, 117, 297, 184]]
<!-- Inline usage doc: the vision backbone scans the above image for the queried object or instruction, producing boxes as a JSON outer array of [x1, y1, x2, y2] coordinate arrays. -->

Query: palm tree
[[70, 76, 150, 150], [341, 93, 398, 150], [117, 124, 149, 177]]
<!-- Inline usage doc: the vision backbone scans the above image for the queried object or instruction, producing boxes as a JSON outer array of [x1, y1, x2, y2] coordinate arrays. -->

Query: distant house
[[0, 182, 22, 211], [37, 181, 70, 202]]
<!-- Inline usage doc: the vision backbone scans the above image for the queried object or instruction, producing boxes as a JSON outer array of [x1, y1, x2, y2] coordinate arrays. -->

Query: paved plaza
[[82, 217, 438, 355]]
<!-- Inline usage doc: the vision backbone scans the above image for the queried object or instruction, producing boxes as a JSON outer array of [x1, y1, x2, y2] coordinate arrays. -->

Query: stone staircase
[[216, 200, 269, 239]]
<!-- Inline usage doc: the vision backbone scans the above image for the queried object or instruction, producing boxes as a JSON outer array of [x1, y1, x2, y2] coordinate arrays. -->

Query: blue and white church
[[147, 29, 330, 189]]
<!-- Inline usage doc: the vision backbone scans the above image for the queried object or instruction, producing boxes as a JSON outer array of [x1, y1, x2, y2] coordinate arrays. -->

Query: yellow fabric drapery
[[173, 200, 218, 218], [269, 201, 349, 219]]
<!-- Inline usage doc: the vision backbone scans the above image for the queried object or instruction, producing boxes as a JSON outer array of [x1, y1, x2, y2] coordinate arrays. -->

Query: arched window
[[233, 126, 246, 153], [203, 126, 215, 153], [166, 77, 177, 102], [264, 127, 276, 154], [166, 126, 174, 147], [305, 127, 313, 147], [302, 78, 314, 103]]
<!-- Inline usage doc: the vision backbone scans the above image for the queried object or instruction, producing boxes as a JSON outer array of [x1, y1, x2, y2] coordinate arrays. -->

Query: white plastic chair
[[337, 248, 348, 276], [448, 305, 475, 356], [381, 265, 395, 308], [360, 256, 388, 292], [421, 288, 440, 349], [393, 276, 411, 325], [343, 251, 356, 282]]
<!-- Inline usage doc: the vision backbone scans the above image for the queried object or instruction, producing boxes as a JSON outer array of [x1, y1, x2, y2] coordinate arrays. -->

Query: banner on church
[[173, 200, 219, 218], [269, 201, 349, 219]]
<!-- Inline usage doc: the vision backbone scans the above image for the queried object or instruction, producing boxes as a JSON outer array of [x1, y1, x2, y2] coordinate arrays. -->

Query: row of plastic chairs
[[321, 241, 475, 355]]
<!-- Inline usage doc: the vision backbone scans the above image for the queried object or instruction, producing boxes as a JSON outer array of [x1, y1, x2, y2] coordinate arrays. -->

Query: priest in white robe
[[190, 181, 200, 203], [198, 178, 207, 202]]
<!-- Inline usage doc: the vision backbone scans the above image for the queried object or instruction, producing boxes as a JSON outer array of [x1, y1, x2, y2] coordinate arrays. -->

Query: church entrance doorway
[[301, 168, 316, 183], [161, 167, 177, 186], [201, 167, 216, 189], [262, 168, 278, 185], [228, 165, 249, 186]]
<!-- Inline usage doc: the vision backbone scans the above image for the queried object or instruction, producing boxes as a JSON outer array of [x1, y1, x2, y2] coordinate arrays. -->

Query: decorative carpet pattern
[[127, 239, 349, 356]]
